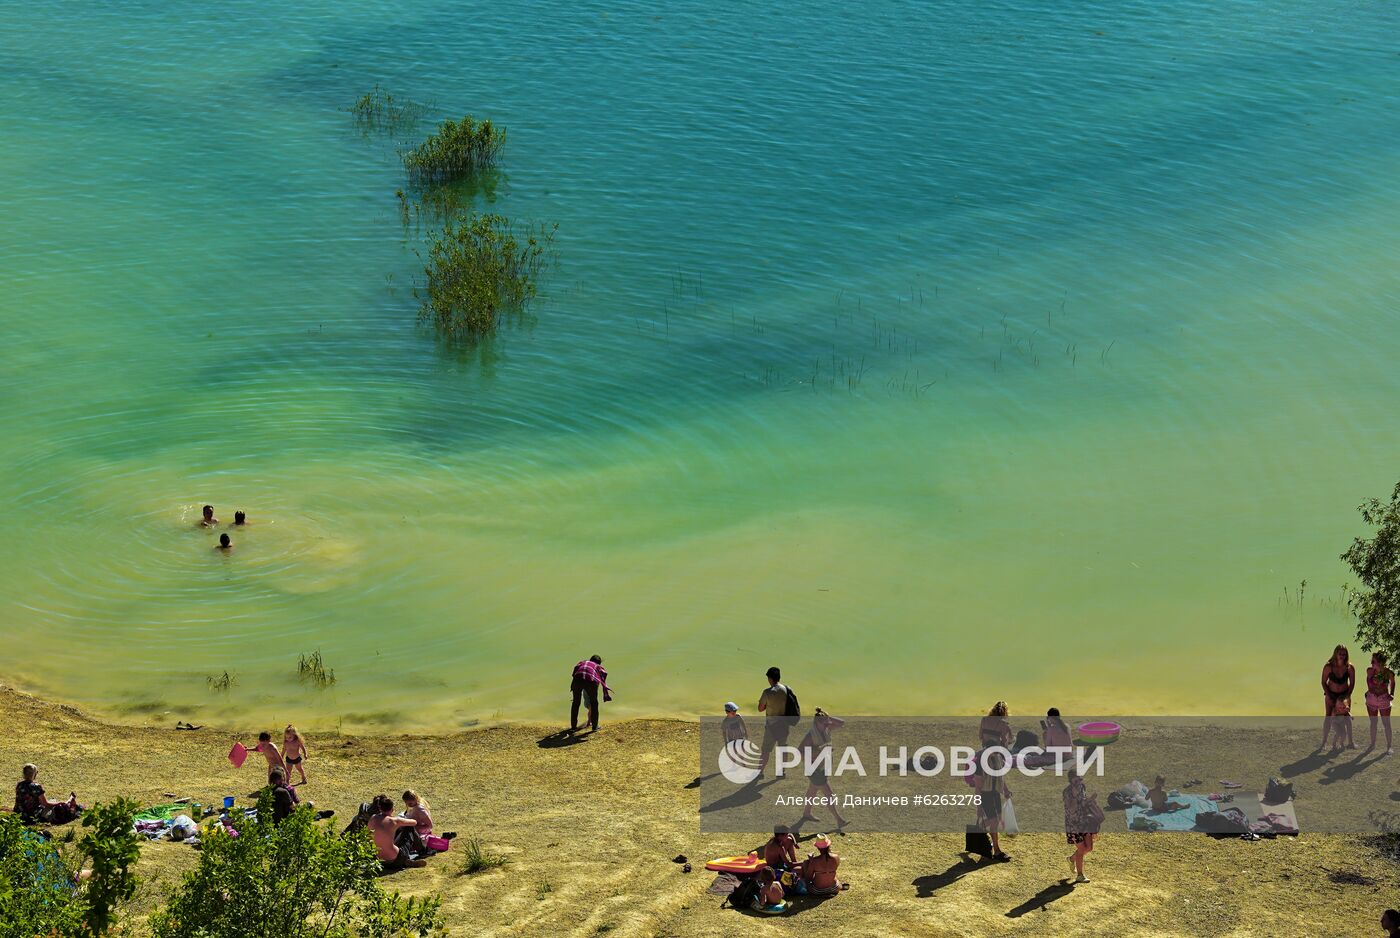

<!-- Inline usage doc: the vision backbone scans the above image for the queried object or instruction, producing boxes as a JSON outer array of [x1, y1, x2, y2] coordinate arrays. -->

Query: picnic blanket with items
[[1115, 778, 1298, 836]]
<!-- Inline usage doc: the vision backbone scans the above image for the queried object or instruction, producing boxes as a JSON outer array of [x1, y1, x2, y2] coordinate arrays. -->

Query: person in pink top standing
[[570, 655, 613, 734]]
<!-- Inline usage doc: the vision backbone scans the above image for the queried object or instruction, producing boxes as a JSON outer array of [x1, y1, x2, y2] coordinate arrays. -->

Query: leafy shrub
[[402, 116, 505, 184], [0, 798, 139, 938], [151, 793, 442, 938], [416, 214, 554, 340]]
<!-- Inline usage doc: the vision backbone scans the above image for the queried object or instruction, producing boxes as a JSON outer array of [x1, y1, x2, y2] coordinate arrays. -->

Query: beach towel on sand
[[1124, 794, 1217, 832]]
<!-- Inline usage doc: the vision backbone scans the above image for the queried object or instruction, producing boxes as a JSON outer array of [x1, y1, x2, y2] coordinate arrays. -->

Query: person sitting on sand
[[763, 825, 797, 869], [722, 702, 748, 743], [251, 731, 285, 777], [1043, 708, 1072, 750], [215, 533, 232, 551], [369, 794, 426, 871], [233, 510, 247, 526], [753, 867, 786, 911], [980, 701, 1012, 749], [1147, 776, 1189, 813], [800, 834, 842, 894], [268, 767, 300, 823], [200, 505, 218, 527], [14, 763, 84, 824], [402, 790, 433, 837], [569, 655, 612, 734], [1381, 908, 1400, 937], [283, 725, 308, 786]]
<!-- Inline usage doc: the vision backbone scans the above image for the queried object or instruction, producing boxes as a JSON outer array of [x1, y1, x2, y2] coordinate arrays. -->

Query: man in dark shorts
[[757, 666, 797, 777], [570, 655, 612, 733]]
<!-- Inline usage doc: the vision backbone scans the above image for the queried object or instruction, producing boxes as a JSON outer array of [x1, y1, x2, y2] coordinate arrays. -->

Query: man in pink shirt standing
[[570, 655, 613, 734]]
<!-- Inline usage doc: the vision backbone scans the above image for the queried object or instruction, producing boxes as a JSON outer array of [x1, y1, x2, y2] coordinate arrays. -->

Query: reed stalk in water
[[402, 116, 505, 184]]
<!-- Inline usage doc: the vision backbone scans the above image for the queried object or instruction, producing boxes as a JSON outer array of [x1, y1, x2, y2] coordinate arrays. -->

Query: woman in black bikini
[[1320, 644, 1355, 751]]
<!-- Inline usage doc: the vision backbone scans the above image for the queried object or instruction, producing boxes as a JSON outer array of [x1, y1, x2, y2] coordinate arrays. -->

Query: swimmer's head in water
[[234, 510, 246, 525], [218, 533, 231, 548], [202, 505, 214, 520]]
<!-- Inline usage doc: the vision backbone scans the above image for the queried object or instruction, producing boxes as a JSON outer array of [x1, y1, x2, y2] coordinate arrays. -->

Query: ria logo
[[718, 738, 763, 784]]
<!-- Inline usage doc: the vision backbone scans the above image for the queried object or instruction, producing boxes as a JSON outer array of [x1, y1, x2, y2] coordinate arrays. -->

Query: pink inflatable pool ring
[[1074, 721, 1122, 745]]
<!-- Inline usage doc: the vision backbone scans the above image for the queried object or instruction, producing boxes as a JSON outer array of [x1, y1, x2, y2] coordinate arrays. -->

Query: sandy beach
[[2, 685, 1395, 937]]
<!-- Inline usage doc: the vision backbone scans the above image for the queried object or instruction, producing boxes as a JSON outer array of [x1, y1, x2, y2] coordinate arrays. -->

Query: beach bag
[[726, 876, 761, 909], [784, 685, 801, 718], [1264, 777, 1294, 805], [1002, 798, 1019, 836], [1108, 780, 1149, 810], [425, 835, 450, 853], [964, 824, 994, 857], [169, 815, 198, 841]]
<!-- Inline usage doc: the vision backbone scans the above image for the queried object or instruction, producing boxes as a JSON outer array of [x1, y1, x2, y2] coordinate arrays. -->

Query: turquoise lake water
[[2, 1, 1399, 730]]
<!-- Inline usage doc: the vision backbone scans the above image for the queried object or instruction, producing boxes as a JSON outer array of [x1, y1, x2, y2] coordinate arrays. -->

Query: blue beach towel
[[1124, 794, 1217, 832]]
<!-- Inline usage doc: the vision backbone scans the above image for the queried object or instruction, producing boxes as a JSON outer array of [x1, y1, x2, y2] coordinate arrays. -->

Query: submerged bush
[[298, 650, 336, 688], [402, 116, 505, 184], [416, 213, 555, 340], [349, 85, 427, 136], [151, 793, 442, 938]]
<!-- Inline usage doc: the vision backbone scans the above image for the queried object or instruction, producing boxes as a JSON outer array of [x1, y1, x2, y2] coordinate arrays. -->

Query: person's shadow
[[1320, 750, 1386, 785], [536, 729, 590, 749], [699, 778, 780, 814], [1279, 748, 1334, 778], [1006, 881, 1075, 917], [912, 856, 988, 897]]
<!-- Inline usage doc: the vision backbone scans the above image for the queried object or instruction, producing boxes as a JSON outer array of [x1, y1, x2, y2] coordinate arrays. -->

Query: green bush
[[151, 793, 442, 938], [402, 116, 505, 184], [0, 799, 139, 938], [416, 213, 554, 340]]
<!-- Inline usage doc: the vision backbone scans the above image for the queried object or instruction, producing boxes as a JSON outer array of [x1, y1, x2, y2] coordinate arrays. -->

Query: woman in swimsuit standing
[[1320, 644, 1355, 751], [1366, 651, 1395, 756]]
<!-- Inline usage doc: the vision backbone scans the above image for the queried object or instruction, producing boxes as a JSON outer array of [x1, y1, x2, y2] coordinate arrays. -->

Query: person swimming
[[233, 510, 247, 526], [216, 533, 232, 551], [200, 505, 218, 527]]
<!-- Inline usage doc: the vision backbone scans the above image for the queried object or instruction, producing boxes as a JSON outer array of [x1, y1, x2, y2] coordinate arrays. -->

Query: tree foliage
[[151, 793, 442, 938], [1343, 480, 1400, 659], [0, 799, 139, 938]]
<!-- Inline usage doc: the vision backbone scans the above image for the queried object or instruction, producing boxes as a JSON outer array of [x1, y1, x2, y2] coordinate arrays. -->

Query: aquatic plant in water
[[348, 85, 426, 136], [416, 213, 555, 340], [297, 650, 336, 688], [402, 116, 505, 184]]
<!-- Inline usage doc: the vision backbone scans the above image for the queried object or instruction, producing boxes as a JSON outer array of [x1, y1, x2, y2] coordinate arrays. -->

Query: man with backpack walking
[[757, 666, 800, 777]]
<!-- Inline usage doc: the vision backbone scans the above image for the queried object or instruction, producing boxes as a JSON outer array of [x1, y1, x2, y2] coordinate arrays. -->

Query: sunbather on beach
[[1147, 776, 1189, 812], [1321, 644, 1355, 750], [369, 794, 426, 871], [800, 834, 842, 894], [763, 825, 797, 869], [754, 867, 785, 910], [215, 533, 232, 551], [1042, 708, 1072, 750], [1366, 652, 1394, 756], [402, 790, 433, 837], [14, 763, 84, 824], [283, 725, 309, 785], [569, 655, 612, 733], [200, 504, 218, 527]]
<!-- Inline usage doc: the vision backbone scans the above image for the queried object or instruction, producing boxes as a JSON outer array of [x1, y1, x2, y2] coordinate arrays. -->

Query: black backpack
[[1264, 777, 1294, 805], [726, 876, 761, 909], [784, 684, 801, 718]]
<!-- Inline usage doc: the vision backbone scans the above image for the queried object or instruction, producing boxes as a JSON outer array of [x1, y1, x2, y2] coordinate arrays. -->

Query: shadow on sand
[[1006, 880, 1076, 917], [537, 729, 591, 749], [913, 855, 991, 897]]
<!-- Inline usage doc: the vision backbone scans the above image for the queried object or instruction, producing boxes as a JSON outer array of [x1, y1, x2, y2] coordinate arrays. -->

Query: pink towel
[[228, 742, 248, 768]]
